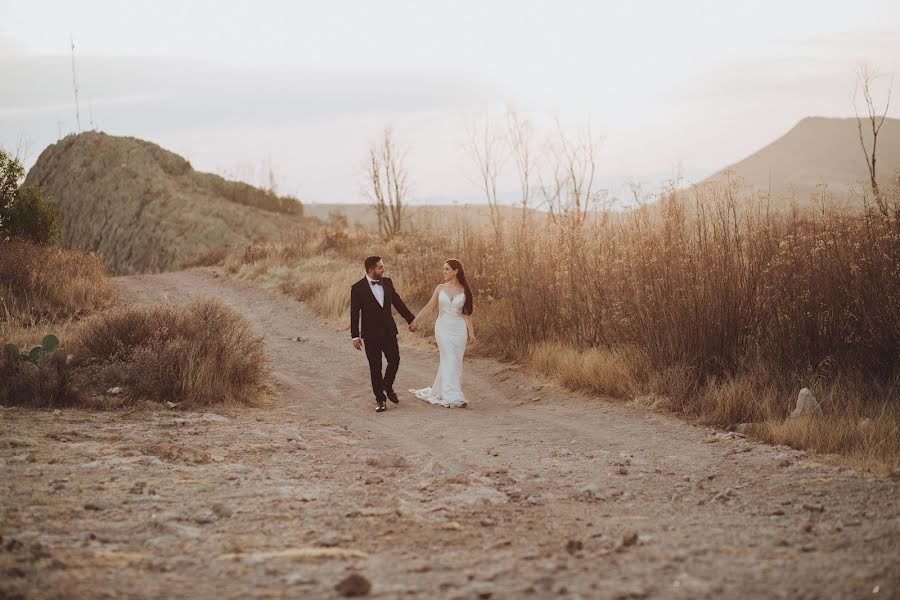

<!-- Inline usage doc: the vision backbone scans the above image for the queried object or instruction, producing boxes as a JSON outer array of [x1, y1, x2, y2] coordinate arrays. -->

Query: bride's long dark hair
[[445, 258, 474, 315]]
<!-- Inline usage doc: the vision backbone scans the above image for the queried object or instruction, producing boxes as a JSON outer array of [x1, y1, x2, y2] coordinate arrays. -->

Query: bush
[[0, 240, 117, 326], [0, 341, 76, 407], [72, 298, 267, 406], [0, 150, 61, 245]]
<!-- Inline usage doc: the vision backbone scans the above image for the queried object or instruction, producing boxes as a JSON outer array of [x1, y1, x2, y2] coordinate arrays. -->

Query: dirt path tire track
[[2, 268, 898, 599]]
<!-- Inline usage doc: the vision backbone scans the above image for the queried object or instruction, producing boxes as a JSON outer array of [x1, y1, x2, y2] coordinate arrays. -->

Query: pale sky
[[1, 0, 899, 203]]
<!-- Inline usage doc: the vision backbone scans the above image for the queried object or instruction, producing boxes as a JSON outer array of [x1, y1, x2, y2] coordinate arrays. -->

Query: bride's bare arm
[[465, 313, 475, 343], [412, 285, 441, 326]]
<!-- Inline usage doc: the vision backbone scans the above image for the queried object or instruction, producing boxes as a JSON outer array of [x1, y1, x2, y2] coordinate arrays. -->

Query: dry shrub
[[212, 179, 900, 468], [0, 240, 117, 328], [527, 342, 646, 399], [180, 245, 232, 269], [0, 350, 78, 407], [72, 298, 267, 406], [760, 414, 900, 474]]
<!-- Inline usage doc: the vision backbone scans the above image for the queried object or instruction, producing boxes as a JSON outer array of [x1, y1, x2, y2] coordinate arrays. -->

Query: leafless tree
[[854, 64, 893, 210], [539, 118, 605, 227], [466, 115, 507, 239], [506, 107, 535, 228], [365, 127, 408, 240]]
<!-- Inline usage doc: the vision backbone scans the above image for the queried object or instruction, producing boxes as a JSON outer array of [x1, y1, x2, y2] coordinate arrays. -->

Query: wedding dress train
[[410, 289, 468, 408]]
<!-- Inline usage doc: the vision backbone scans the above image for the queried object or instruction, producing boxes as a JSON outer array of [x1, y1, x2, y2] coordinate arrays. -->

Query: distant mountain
[[24, 132, 304, 274], [701, 116, 900, 205]]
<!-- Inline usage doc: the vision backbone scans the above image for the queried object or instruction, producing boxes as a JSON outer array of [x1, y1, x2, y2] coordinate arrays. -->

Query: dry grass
[[0, 240, 118, 332], [71, 299, 268, 407], [216, 179, 900, 471], [526, 342, 646, 399]]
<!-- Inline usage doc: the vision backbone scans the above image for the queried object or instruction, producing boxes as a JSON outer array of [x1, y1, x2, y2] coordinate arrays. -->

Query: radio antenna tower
[[70, 34, 81, 132]]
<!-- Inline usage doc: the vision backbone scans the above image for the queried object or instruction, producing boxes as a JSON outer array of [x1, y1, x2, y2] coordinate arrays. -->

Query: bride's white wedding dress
[[410, 289, 468, 408]]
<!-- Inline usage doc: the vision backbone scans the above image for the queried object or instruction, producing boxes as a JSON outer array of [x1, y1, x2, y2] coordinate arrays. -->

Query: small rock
[[364, 476, 383, 485], [4, 436, 37, 448], [211, 503, 232, 518], [802, 503, 825, 513], [480, 518, 497, 527], [65, 354, 75, 366], [789, 388, 822, 419], [616, 466, 629, 475], [419, 461, 448, 476], [166, 401, 178, 408], [734, 422, 754, 434], [285, 573, 318, 586], [199, 412, 230, 423], [565, 540, 583, 554], [858, 418, 873, 430], [84, 500, 109, 511], [193, 510, 218, 524], [335, 573, 371, 597], [621, 532, 638, 547], [106, 386, 122, 396], [713, 488, 735, 503]]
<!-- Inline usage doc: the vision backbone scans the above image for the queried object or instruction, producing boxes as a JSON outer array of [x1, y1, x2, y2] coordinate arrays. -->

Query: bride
[[408, 259, 475, 408]]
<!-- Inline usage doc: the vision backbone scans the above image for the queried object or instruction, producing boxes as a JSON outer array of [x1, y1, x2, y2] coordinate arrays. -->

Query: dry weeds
[[214, 178, 899, 471]]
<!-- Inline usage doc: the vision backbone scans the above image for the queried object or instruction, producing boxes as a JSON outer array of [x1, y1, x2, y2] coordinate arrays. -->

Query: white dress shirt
[[367, 275, 385, 307], [353, 276, 385, 343]]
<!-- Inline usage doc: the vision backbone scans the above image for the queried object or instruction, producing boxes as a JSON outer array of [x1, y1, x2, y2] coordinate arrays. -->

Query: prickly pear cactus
[[41, 335, 59, 352]]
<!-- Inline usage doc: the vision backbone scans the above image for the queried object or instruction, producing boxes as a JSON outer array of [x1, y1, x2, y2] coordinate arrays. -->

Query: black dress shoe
[[375, 399, 386, 412], [386, 388, 399, 404]]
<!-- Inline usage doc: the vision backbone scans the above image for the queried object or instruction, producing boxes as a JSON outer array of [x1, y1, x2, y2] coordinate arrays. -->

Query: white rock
[[789, 388, 822, 419], [199, 413, 230, 423], [106, 386, 122, 395]]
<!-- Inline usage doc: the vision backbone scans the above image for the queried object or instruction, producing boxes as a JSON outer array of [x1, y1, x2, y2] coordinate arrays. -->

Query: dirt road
[[2, 269, 898, 599]]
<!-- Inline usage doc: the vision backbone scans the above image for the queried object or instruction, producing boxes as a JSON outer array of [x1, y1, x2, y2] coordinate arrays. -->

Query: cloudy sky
[[1, 0, 898, 203]]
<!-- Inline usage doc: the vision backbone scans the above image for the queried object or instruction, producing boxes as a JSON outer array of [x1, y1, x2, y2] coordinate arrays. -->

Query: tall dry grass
[[214, 178, 899, 471], [71, 299, 268, 407], [1, 242, 266, 408], [1, 240, 118, 333]]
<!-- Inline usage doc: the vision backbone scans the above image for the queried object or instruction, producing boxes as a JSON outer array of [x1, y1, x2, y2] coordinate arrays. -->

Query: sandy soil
[[2, 268, 898, 599]]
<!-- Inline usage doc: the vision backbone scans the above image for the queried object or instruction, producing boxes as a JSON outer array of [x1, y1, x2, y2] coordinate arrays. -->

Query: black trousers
[[364, 333, 400, 403]]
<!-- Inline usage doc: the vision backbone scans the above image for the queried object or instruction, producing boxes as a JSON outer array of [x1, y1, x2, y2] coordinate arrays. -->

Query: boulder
[[789, 388, 822, 419]]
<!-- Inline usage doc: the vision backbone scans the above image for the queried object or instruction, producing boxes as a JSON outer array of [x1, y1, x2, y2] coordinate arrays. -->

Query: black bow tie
[[370, 280, 382, 286]]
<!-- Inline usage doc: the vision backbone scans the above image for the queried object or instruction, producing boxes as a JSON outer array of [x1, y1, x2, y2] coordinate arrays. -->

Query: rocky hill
[[24, 132, 304, 274], [702, 116, 900, 206]]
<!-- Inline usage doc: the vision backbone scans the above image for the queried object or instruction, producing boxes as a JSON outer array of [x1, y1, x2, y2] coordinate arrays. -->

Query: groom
[[350, 256, 416, 413]]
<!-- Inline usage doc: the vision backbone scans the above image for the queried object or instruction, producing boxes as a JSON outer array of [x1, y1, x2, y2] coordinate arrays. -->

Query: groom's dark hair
[[364, 255, 382, 272]]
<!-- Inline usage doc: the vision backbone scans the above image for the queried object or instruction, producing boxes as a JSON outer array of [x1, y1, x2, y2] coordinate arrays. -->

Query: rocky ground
[[2, 269, 898, 599]]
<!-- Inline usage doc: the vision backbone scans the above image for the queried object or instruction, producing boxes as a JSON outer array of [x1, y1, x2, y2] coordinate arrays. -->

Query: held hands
[[408, 320, 420, 333], [352, 338, 362, 351]]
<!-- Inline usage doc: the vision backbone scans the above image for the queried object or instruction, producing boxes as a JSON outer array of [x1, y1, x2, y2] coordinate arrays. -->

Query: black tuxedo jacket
[[350, 276, 415, 340]]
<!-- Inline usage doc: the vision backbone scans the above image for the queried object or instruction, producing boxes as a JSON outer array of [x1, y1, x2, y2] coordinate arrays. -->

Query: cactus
[[5, 334, 61, 364], [42, 335, 59, 352]]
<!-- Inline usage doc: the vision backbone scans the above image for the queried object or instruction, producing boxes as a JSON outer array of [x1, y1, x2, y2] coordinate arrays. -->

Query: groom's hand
[[352, 338, 362, 351]]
